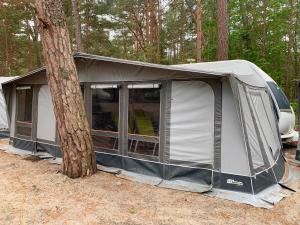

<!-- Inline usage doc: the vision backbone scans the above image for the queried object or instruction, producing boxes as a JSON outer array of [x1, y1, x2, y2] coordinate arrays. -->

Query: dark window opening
[[16, 87, 33, 137], [91, 86, 119, 150], [267, 82, 290, 110], [128, 86, 160, 156], [80, 85, 84, 99]]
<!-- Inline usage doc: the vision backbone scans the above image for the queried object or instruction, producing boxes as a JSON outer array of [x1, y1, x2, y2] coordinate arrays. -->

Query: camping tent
[[2, 54, 285, 197], [0, 77, 18, 135]]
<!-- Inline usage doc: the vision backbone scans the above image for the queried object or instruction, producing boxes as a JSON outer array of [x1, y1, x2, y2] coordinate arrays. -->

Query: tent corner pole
[[295, 80, 300, 161]]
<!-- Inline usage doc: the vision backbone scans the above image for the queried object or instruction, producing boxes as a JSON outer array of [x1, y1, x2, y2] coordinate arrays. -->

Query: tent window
[[128, 85, 160, 156], [16, 87, 33, 137], [249, 90, 280, 161], [91, 86, 119, 151], [237, 84, 265, 172], [267, 82, 290, 110]]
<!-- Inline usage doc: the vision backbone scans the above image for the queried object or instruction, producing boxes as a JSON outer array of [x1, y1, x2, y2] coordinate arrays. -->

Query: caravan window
[[128, 84, 160, 156], [16, 86, 33, 137], [267, 82, 290, 110], [91, 84, 119, 151]]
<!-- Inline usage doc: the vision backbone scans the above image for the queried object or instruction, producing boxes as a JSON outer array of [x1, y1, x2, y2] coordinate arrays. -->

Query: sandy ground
[[0, 143, 300, 224]]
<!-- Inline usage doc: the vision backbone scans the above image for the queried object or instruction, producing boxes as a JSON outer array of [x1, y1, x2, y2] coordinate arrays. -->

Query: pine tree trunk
[[145, 0, 157, 63], [33, 18, 42, 67], [179, 3, 185, 63], [4, 12, 11, 75], [217, 0, 229, 60], [293, 0, 300, 79], [25, 21, 34, 71], [145, 0, 151, 62], [286, 0, 296, 99], [286, 28, 293, 99], [34, 0, 97, 178], [155, 0, 161, 63], [71, 0, 83, 52], [262, 0, 268, 57], [293, 0, 299, 81], [196, 0, 202, 62]]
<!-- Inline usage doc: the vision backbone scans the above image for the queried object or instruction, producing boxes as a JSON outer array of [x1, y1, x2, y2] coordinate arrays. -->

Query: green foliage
[[0, 0, 299, 102]]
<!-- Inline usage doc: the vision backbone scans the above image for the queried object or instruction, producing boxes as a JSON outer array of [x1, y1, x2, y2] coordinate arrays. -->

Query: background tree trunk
[[146, 0, 155, 62], [179, 2, 185, 62], [196, 0, 202, 62], [261, 0, 268, 57], [34, 0, 96, 178], [217, 0, 229, 60], [71, 0, 84, 52], [293, 0, 299, 81], [155, 0, 161, 63]]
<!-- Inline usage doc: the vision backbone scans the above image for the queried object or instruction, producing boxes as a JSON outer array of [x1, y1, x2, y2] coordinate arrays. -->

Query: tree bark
[[145, 0, 157, 63], [179, 2, 185, 62], [155, 0, 161, 63], [3, 11, 11, 75], [71, 0, 84, 52], [217, 0, 229, 60], [292, 0, 299, 84], [261, 0, 268, 57], [196, 0, 202, 62], [33, 17, 42, 67], [34, 0, 96, 178]]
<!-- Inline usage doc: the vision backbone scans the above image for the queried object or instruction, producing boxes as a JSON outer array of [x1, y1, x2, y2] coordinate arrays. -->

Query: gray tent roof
[[174, 60, 268, 87], [2, 53, 227, 85], [2, 55, 269, 87]]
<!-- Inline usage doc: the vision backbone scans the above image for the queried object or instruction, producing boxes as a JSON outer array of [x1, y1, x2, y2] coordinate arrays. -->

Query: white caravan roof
[[174, 60, 269, 87]]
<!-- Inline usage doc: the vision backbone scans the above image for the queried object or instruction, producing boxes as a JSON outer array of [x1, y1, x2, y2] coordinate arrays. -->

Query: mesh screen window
[[91, 85, 119, 151], [16, 87, 33, 137], [128, 84, 160, 156]]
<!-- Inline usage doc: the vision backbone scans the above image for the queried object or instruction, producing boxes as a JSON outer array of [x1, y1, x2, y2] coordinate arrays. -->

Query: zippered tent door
[[168, 80, 215, 186]]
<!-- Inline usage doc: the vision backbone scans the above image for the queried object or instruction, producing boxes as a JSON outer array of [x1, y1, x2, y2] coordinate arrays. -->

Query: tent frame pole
[[296, 81, 300, 161]]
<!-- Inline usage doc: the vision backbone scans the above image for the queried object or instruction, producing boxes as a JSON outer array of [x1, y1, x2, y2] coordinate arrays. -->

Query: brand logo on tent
[[226, 179, 244, 186]]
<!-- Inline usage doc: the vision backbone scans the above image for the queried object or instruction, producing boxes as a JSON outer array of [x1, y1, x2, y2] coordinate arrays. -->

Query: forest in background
[[0, 0, 299, 100]]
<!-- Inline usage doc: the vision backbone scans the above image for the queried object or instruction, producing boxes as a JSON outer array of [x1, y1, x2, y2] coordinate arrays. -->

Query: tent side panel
[[220, 80, 250, 176], [246, 87, 281, 165], [0, 92, 8, 129], [169, 81, 214, 165], [10, 88, 16, 137], [237, 84, 265, 172], [37, 85, 56, 142], [251, 154, 285, 194]]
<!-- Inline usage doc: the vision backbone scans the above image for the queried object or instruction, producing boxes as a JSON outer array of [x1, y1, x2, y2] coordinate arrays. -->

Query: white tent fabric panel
[[238, 84, 265, 170], [10, 89, 16, 136], [0, 77, 18, 131], [247, 89, 280, 165], [0, 77, 19, 90], [169, 81, 214, 165], [0, 92, 8, 129], [37, 85, 56, 141], [255, 89, 281, 157], [248, 92, 274, 166], [221, 81, 250, 176]]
